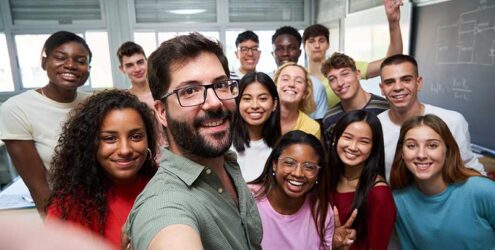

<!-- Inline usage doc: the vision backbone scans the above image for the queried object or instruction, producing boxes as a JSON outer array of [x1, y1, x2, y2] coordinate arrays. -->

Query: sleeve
[[366, 186, 396, 250], [449, 113, 485, 174], [323, 204, 334, 249], [0, 99, 33, 140], [473, 178, 495, 228], [309, 77, 329, 120], [126, 193, 199, 250], [355, 61, 369, 80]]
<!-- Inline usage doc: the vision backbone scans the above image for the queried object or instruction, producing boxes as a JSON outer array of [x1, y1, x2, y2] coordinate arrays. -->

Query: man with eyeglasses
[[231, 30, 261, 80], [125, 33, 262, 250], [271, 26, 329, 122]]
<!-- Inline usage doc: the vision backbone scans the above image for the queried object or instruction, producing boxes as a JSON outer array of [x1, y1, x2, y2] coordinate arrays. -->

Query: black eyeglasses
[[160, 79, 239, 107]]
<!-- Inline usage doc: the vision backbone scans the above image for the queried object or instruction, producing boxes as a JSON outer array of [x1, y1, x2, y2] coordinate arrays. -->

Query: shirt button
[[217, 188, 224, 193], [205, 169, 212, 175]]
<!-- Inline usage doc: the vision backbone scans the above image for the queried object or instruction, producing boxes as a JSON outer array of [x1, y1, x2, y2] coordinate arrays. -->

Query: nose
[[392, 81, 404, 91], [291, 163, 304, 177], [118, 139, 133, 157], [337, 77, 345, 87], [416, 146, 427, 160], [251, 99, 260, 109], [349, 140, 358, 151], [202, 88, 223, 110], [64, 58, 77, 69]]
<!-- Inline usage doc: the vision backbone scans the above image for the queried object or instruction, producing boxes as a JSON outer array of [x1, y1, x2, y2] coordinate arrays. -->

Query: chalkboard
[[412, 0, 495, 152]]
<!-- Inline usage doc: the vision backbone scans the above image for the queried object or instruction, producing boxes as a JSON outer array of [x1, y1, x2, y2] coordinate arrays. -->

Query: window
[[0, 33, 14, 92], [134, 0, 217, 23], [229, 0, 305, 22], [15, 31, 112, 89]]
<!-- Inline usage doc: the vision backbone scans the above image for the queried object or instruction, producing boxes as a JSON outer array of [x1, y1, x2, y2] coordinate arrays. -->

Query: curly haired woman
[[46, 90, 159, 248]]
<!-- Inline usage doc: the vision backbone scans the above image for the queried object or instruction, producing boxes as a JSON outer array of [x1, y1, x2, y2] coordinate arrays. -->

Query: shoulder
[[424, 104, 466, 124], [460, 176, 495, 192], [1, 91, 36, 110]]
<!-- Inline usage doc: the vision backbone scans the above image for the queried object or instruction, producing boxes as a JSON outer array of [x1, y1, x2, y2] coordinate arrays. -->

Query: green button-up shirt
[[126, 149, 262, 250]]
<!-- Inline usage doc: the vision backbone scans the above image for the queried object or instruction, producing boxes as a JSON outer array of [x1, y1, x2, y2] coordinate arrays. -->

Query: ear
[[234, 50, 240, 60], [379, 82, 385, 96], [417, 76, 423, 92], [118, 64, 124, 73], [272, 98, 278, 112], [154, 100, 168, 128], [41, 57, 47, 71]]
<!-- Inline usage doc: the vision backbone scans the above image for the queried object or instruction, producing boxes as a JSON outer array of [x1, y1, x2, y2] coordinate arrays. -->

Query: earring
[[315, 180, 319, 185], [147, 148, 152, 161]]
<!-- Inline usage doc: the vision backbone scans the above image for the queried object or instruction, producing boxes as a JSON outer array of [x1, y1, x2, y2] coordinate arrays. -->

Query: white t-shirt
[[378, 104, 485, 180], [0, 90, 89, 170], [230, 139, 271, 182]]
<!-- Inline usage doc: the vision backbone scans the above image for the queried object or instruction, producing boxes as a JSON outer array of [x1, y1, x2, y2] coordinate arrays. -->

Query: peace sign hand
[[332, 206, 358, 250]]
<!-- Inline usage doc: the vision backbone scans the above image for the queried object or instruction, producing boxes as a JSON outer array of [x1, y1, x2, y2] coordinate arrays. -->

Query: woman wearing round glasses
[[327, 110, 396, 250], [249, 130, 333, 249]]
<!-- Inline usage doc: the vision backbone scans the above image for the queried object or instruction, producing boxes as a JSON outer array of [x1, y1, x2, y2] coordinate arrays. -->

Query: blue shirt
[[393, 176, 495, 249]]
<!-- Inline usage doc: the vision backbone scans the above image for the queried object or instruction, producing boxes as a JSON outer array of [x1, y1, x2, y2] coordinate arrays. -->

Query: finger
[[333, 206, 342, 227], [343, 208, 358, 228], [347, 229, 357, 241]]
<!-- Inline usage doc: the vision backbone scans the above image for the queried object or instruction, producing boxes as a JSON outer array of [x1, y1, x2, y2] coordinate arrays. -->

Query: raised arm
[[4, 140, 50, 216], [366, 0, 403, 79], [148, 225, 203, 250]]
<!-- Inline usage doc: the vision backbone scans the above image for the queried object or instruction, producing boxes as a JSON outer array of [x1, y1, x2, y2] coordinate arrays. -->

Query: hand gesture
[[332, 206, 358, 250], [384, 0, 402, 23]]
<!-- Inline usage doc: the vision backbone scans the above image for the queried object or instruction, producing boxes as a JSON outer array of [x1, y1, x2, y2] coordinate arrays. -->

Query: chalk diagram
[[429, 0, 495, 102], [435, 0, 495, 66]]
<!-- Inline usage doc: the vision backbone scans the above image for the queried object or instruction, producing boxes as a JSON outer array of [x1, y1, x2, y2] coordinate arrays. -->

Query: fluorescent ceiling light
[[169, 9, 206, 15]]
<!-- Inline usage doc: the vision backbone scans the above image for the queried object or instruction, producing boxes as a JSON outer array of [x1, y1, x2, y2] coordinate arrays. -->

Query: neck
[[389, 102, 424, 126], [267, 185, 305, 215], [341, 90, 370, 111], [415, 179, 448, 196], [248, 125, 263, 141], [280, 103, 299, 134], [129, 81, 151, 95], [170, 144, 225, 172], [307, 58, 324, 80], [41, 84, 77, 103], [343, 164, 363, 182], [239, 67, 252, 75]]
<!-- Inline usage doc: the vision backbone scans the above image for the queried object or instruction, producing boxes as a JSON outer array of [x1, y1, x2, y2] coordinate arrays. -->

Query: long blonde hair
[[274, 62, 316, 115]]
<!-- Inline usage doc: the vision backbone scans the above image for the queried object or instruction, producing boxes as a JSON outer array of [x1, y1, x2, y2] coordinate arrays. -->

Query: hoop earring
[[147, 148, 152, 161]]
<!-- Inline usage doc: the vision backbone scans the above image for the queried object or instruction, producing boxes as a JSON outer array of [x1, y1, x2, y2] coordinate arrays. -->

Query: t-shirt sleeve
[[310, 78, 329, 120], [473, 178, 495, 228], [0, 99, 33, 140], [126, 193, 199, 250], [366, 186, 396, 249], [324, 204, 334, 249], [355, 61, 369, 80]]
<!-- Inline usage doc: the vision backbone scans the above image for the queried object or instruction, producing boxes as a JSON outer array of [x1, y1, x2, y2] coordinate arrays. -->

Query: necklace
[[343, 175, 360, 182]]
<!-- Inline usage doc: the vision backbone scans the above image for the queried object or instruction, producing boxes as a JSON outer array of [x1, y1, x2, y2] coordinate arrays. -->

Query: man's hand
[[384, 0, 402, 23], [121, 225, 131, 250], [332, 206, 358, 250]]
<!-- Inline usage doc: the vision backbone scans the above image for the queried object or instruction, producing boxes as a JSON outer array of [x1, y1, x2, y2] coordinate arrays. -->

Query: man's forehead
[[123, 53, 146, 62], [274, 34, 299, 46], [169, 53, 226, 85], [239, 40, 258, 47]]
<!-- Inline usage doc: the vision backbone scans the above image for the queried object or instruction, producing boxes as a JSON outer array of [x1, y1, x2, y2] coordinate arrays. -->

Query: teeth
[[284, 90, 297, 95], [392, 94, 406, 99], [288, 180, 303, 186], [415, 162, 431, 170], [60, 73, 77, 79], [203, 120, 223, 127], [248, 112, 262, 119]]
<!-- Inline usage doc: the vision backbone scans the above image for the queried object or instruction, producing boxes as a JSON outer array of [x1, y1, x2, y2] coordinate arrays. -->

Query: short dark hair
[[235, 30, 259, 47], [147, 32, 230, 100], [232, 71, 281, 151], [321, 52, 357, 77], [302, 24, 329, 44], [42, 31, 92, 63], [117, 41, 146, 64], [272, 26, 302, 47], [380, 54, 419, 76]]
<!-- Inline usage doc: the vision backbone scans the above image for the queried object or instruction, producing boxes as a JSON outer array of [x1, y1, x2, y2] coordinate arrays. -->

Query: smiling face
[[239, 81, 277, 129], [272, 34, 301, 67], [336, 121, 373, 169], [120, 53, 147, 85], [235, 40, 261, 74], [380, 62, 422, 112], [326, 67, 362, 101], [43, 41, 90, 91], [304, 35, 329, 62], [160, 52, 235, 158], [273, 143, 319, 202], [97, 108, 148, 185], [276, 65, 307, 107], [402, 125, 447, 192]]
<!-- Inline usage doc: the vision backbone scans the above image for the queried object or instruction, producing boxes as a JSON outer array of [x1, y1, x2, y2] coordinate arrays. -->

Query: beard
[[166, 108, 234, 158]]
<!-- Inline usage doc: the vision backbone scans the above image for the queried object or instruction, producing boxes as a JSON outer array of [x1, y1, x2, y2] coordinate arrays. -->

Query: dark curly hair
[[46, 90, 159, 235]]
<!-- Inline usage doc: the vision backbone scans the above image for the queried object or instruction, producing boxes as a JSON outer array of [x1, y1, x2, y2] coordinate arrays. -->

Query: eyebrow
[[99, 128, 146, 134], [176, 75, 229, 88]]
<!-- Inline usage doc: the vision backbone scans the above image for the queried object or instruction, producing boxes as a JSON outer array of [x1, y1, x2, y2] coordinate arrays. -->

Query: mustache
[[194, 109, 233, 127]]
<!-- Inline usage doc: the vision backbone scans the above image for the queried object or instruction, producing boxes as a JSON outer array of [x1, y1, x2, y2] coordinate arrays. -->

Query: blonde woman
[[274, 62, 320, 139]]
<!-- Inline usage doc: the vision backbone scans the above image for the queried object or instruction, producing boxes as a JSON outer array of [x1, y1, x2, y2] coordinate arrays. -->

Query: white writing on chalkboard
[[435, 1, 495, 66]]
